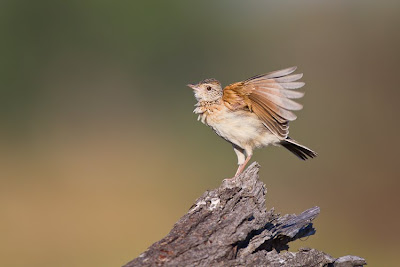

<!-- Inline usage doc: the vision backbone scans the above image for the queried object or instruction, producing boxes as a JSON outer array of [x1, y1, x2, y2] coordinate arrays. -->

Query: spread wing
[[222, 66, 305, 138]]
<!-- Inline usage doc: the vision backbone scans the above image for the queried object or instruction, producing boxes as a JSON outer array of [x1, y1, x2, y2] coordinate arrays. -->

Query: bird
[[187, 66, 317, 180]]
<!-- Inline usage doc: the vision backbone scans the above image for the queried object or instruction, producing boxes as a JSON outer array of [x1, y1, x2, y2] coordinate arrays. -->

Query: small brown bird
[[188, 67, 317, 179]]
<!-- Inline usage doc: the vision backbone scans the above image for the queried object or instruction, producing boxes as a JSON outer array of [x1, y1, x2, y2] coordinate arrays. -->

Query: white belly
[[202, 108, 280, 150]]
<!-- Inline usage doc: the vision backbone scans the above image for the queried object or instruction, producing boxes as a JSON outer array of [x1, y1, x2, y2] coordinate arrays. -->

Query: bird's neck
[[194, 98, 222, 114], [193, 98, 224, 124]]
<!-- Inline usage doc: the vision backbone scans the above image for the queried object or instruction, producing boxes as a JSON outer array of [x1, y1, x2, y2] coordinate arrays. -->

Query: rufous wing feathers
[[222, 66, 305, 138]]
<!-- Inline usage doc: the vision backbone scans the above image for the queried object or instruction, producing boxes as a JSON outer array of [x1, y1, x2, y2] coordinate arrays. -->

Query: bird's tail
[[280, 138, 317, 160]]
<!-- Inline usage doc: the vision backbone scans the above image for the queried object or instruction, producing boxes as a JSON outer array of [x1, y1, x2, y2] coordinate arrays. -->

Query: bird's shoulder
[[222, 82, 252, 111]]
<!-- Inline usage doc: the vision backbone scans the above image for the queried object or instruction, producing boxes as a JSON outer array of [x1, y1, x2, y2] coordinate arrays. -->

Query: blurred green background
[[1, 1, 399, 266]]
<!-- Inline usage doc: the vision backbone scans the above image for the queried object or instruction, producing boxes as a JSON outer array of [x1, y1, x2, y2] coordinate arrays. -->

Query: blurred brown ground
[[1, 1, 399, 266]]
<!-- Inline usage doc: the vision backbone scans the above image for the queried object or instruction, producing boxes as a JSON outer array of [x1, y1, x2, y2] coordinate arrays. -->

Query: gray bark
[[123, 162, 366, 267]]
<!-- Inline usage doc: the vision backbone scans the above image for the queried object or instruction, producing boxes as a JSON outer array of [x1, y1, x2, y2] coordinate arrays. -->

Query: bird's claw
[[222, 176, 238, 184]]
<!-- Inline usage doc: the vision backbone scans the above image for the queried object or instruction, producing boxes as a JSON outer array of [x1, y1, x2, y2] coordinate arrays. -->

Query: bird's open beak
[[187, 83, 198, 90]]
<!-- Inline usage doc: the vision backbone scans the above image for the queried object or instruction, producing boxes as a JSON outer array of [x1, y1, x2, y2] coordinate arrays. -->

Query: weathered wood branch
[[124, 162, 366, 267]]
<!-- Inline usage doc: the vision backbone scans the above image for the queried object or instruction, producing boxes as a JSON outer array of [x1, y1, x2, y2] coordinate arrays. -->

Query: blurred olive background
[[1, 1, 399, 266]]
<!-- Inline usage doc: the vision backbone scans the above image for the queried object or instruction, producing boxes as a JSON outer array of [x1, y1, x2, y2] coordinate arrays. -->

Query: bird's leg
[[234, 164, 244, 176], [235, 154, 252, 176], [224, 147, 252, 183], [224, 155, 252, 182], [223, 146, 246, 182]]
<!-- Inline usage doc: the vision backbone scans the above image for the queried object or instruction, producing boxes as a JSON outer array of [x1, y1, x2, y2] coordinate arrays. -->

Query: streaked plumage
[[188, 67, 317, 178]]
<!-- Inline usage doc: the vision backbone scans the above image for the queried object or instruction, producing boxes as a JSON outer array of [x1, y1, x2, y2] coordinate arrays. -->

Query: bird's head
[[187, 79, 223, 102]]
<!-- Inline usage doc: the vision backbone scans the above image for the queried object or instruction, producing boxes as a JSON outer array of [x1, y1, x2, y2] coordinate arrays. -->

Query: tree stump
[[123, 162, 366, 267]]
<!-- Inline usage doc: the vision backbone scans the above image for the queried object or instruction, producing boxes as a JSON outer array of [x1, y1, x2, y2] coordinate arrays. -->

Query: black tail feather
[[280, 138, 317, 160]]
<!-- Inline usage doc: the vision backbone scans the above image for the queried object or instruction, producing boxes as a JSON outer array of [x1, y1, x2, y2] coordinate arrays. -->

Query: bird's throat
[[193, 99, 224, 124]]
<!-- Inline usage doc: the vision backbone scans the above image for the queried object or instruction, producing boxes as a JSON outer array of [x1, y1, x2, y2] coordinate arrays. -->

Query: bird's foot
[[221, 175, 241, 189], [222, 175, 239, 187], [222, 176, 237, 183]]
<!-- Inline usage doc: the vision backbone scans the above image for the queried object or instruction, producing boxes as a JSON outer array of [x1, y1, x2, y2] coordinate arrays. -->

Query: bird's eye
[[206, 86, 212, 91]]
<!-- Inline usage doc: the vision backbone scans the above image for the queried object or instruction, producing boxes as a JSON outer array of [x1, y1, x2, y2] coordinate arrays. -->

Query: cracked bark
[[123, 162, 366, 267]]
